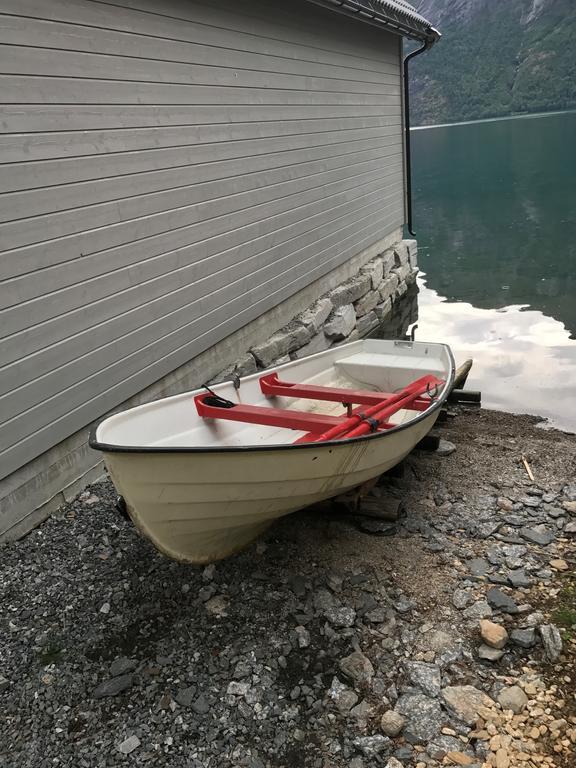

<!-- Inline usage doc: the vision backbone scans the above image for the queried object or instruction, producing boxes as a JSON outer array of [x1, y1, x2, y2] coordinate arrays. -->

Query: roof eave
[[304, 0, 441, 44]]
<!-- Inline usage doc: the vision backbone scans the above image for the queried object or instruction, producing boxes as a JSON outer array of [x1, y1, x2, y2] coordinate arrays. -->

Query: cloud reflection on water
[[415, 275, 576, 432]]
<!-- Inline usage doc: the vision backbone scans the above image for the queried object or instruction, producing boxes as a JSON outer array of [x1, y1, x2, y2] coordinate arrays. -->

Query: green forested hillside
[[410, 0, 576, 125]]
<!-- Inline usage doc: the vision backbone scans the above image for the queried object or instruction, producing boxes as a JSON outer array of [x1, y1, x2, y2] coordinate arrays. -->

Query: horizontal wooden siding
[[0, 0, 405, 480]]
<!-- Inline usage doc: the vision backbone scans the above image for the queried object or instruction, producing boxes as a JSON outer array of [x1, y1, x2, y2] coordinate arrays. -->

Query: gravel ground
[[1, 408, 575, 768]]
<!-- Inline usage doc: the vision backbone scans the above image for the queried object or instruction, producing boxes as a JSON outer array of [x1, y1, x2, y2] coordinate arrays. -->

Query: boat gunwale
[[89, 345, 455, 455]]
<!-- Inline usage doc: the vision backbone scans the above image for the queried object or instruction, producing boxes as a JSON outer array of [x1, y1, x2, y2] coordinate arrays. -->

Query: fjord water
[[411, 111, 576, 431]]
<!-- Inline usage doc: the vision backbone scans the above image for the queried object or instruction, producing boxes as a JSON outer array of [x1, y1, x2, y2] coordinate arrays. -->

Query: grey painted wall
[[0, 0, 406, 485]]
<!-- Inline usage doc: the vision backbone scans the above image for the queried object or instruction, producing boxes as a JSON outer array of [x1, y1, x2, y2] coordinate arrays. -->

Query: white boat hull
[[92, 340, 454, 563]]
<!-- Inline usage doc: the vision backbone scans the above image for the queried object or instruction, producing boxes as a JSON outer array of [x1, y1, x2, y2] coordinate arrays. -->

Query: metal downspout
[[403, 39, 432, 236]]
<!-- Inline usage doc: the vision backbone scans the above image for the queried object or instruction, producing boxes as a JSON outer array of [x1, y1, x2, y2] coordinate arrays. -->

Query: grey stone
[[393, 242, 409, 267], [404, 661, 442, 698], [393, 746, 414, 762], [350, 759, 365, 768], [477, 644, 505, 661], [324, 304, 357, 340], [486, 587, 519, 614], [503, 515, 527, 527], [395, 692, 445, 743], [365, 606, 388, 623], [329, 274, 372, 308], [355, 290, 380, 317], [452, 589, 471, 610], [380, 710, 406, 737], [234, 353, 258, 377], [357, 311, 380, 337], [463, 601, 493, 620], [394, 281, 408, 302], [191, 694, 210, 715], [379, 274, 399, 302], [350, 699, 374, 722], [510, 628, 537, 648], [406, 267, 418, 285], [521, 611, 545, 627], [564, 521, 576, 535], [339, 651, 375, 687], [174, 686, 197, 707], [467, 558, 491, 578], [110, 657, 137, 677], [503, 544, 528, 569], [380, 248, 396, 274], [539, 624, 563, 661], [298, 298, 333, 333], [294, 626, 310, 648], [384, 758, 404, 768], [328, 677, 358, 713], [520, 526, 555, 546], [210, 353, 258, 384], [507, 569, 532, 588], [362, 258, 384, 289], [227, 680, 250, 697], [93, 674, 133, 699], [497, 685, 528, 714], [0, 675, 9, 691], [353, 735, 391, 757], [421, 628, 459, 653], [404, 239, 418, 268], [375, 298, 392, 321], [251, 326, 311, 367], [520, 495, 541, 508], [427, 735, 469, 760], [393, 264, 411, 283], [292, 332, 331, 359], [202, 563, 216, 581], [436, 439, 456, 457], [441, 685, 494, 725], [314, 588, 357, 626], [394, 596, 415, 614], [118, 735, 140, 755]]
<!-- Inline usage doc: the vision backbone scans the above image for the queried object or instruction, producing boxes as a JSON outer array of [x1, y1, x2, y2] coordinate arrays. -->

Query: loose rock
[[339, 651, 375, 687], [380, 710, 406, 737], [486, 587, 519, 614], [510, 628, 537, 648], [478, 644, 505, 662], [497, 685, 528, 714], [441, 685, 494, 726], [93, 674, 133, 699], [479, 619, 509, 649], [404, 661, 442, 698], [395, 692, 445, 743], [118, 735, 141, 755], [539, 624, 563, 661], [519, 526, 555, 546], [353, 735, 391, 757], [328, 677, 358, 713]]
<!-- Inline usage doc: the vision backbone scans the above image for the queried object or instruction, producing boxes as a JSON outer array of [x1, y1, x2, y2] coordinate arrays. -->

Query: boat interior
[[94, 340, 453, 449]]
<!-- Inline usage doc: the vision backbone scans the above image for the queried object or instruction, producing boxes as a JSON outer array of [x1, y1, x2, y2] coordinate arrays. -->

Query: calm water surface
[[411, 111, 576, 431]]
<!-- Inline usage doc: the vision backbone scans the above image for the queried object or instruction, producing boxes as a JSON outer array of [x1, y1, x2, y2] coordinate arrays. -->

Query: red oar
[[295, 374, 443, 444]]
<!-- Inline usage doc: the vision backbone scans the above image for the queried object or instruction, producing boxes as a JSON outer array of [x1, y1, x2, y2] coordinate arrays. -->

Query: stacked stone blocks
[[211, 239, 418, 383]]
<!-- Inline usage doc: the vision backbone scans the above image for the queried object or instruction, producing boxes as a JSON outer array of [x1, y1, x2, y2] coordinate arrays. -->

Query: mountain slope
[[410, 0, 576, 125]]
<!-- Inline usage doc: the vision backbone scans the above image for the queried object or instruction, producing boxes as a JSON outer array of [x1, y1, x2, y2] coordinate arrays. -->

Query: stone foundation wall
[[210, 238, 418, 383]]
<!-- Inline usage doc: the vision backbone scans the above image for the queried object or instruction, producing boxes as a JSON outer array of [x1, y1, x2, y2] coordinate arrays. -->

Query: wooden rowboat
[[90, 339, 454, 563]]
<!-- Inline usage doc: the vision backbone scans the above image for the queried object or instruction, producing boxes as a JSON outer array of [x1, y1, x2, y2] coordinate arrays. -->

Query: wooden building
[[0, 0, 438, 539]]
